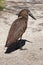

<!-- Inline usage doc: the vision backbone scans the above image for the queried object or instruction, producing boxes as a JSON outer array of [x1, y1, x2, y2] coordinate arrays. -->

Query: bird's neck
[[18, 15, 28, 20]]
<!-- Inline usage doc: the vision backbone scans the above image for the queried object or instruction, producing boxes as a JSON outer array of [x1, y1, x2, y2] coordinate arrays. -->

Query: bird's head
[[18, 9, 36, 20]]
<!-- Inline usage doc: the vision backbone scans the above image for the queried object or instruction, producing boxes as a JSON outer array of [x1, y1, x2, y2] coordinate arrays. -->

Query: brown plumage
[[5, 9, 36, 47]]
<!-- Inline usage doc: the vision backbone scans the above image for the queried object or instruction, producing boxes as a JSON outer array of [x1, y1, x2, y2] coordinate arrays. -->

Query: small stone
[[40, 48, 42, 50]]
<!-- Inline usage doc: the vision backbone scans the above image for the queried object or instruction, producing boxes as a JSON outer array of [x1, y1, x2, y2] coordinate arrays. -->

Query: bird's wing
[[6, 18, 26, 46]]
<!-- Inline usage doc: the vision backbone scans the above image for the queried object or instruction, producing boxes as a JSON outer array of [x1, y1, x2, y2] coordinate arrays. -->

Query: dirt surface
[[0, 1, 43, 65]]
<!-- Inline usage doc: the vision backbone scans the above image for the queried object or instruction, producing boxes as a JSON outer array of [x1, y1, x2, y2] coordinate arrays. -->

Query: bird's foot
[[20, 47, 27, 50]]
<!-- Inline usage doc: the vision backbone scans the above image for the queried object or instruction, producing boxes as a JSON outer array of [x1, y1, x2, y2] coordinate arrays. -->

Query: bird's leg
[[20, 36, 22, 40]]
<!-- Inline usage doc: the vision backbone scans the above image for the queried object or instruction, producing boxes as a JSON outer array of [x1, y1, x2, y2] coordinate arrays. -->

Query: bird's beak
[[29, 11, 36, 20]]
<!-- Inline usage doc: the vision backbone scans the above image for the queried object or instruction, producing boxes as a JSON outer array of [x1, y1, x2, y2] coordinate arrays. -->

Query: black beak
[[29, 11, 36, 20]]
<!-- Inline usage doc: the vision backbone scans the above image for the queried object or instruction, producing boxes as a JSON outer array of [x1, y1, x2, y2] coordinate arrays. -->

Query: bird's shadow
[[5, 39, 32, 54]]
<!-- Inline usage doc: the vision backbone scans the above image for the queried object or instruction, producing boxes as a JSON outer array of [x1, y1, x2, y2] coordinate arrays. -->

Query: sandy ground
[[0, 2, 43, 65]]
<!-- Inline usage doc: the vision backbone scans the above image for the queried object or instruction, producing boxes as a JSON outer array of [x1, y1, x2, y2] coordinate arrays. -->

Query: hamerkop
[[5, 9, 36, 47]]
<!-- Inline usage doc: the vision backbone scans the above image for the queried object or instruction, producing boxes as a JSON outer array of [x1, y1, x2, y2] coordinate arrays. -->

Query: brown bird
[[5, 9, 36, 47]]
